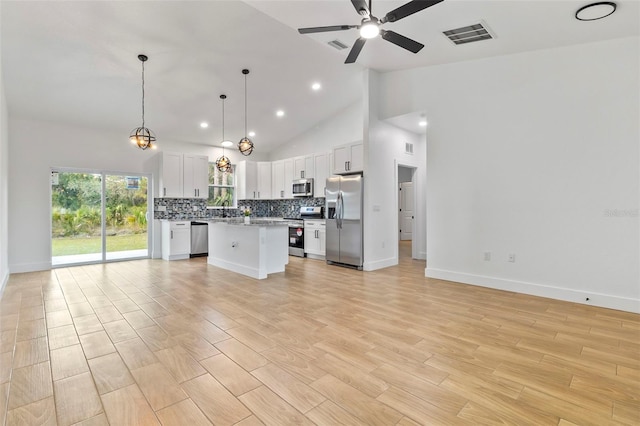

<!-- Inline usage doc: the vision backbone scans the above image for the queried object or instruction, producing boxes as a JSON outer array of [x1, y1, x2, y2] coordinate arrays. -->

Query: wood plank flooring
[[0, 242, 638, 425]]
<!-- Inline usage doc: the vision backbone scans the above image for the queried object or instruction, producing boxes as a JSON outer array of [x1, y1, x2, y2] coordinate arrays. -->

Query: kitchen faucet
[[222, 200, 229, 218]]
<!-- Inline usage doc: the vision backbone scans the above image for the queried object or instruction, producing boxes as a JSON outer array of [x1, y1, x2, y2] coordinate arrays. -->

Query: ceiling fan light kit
[[575, 2, 617, 21], [298, 0, 445, 64], [129, 54, 157, 150]]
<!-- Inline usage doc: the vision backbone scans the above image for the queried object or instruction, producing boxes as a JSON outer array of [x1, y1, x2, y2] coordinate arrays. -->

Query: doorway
[[51, 170, 151, 266], [397, 165, 416, 260]]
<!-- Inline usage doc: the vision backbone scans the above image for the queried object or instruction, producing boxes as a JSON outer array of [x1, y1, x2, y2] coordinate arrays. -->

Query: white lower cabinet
[[304, 220, 326, 259], [162, 221, 191, 260]]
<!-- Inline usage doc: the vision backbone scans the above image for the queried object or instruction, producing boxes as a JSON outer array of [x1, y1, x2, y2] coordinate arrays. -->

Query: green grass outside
[[52, 233, 147, 256]]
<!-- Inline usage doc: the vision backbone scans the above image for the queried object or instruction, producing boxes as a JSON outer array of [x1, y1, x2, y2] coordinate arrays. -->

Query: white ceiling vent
[[405, 142, 414, 155], [327, 39, 349, 50], [443, 22, 494, 45]]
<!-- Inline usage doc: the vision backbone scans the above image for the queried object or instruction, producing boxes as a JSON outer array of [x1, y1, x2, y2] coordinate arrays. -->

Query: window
[[208, 163, 236, 208]]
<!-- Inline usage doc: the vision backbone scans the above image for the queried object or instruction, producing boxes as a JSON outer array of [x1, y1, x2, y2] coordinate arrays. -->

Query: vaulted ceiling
[[2, 1, 638, 153]]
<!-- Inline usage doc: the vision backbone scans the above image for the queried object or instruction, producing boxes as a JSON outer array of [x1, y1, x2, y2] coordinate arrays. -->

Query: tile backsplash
[[154, 197, 325, 220]]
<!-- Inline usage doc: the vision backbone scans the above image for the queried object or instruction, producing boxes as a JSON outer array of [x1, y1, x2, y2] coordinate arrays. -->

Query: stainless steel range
[[284, 206, 323, 257]]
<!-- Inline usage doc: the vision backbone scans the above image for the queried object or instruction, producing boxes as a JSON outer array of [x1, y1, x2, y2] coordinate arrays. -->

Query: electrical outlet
[[157, 206, 167, 212], [508, 253, 516, 263], [484, 251, 491, 261], [193, 206, 198, 211]]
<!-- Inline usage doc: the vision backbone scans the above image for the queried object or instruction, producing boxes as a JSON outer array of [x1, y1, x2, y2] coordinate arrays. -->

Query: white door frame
[[394, 162, 419, 259]]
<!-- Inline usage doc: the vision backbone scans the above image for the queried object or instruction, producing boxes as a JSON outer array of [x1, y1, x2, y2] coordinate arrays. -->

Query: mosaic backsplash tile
[[154, 197, 325, 220]]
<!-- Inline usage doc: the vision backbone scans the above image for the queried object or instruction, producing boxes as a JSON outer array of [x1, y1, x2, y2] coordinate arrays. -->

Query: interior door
[[399, 182, 414, 241]]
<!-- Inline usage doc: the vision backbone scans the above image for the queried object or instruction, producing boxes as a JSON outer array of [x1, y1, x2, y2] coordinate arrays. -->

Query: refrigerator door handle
[[337, 191, 343, 229]]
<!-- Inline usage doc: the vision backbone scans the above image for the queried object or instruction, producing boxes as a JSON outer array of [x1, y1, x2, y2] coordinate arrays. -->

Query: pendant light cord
[[244, 73, 247, 136], [221, 95, 226, 154], [141, 60, 145, 129]]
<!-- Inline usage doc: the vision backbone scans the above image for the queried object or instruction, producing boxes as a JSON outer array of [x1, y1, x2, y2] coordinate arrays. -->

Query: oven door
[[288, 225, 305, 257]]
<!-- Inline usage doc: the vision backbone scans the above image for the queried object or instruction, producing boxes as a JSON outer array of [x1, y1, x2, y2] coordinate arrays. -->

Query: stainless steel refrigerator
[[325, 174, 363, 269]]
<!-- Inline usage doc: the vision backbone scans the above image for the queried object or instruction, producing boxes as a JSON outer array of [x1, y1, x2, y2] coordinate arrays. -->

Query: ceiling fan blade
[[351, 0, 370, 16], [381, 30, 424, 53], [382, 0, 444, 23], [345, 38, 366, 64], [298, 25, 357, 34]]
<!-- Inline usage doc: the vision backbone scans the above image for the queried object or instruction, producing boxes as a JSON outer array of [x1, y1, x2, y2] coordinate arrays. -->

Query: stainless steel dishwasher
[[190, 221, 208, 257]]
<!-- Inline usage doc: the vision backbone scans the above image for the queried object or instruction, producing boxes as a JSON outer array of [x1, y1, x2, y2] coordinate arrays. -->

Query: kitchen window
[[208, 163, 236, 208]]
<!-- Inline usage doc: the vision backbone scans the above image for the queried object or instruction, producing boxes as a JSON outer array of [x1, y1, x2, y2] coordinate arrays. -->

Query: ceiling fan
[[298, 0, 444, 64]]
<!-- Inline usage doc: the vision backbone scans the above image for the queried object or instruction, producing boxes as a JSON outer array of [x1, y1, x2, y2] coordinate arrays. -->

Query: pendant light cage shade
[[215, 155, 232, 172], [238, 137, 254, 156], [130, 54, 156, 150], [238, 69, 253, 156], [129, 127, 156, 150]]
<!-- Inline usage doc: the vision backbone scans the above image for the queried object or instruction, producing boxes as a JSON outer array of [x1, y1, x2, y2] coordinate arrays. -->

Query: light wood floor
[[1, 242, 638, 425]]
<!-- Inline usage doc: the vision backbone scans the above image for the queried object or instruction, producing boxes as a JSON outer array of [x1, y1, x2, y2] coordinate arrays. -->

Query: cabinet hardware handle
[[163, 187, 166, 196], [171, 230, 173, 239], [281, 190, 284, 198]]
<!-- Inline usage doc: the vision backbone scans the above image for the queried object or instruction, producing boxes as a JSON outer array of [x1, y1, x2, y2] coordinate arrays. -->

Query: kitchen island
[[207, 219, 289, 279]]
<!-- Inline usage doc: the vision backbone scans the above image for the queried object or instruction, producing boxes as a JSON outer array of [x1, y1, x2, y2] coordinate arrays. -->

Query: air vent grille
[[327, 39, 349, 50], [443, 23, 493, 45], [405, 143, 414, 155]]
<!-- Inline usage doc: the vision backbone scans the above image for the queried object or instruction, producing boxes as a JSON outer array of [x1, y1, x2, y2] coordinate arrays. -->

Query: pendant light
[[238, 69, 254, 156], [129, 54, 156, 150], [215, 95, 232, 173]]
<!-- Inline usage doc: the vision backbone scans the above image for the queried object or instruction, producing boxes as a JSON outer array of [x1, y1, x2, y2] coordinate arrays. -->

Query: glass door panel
[[51, 171, 102, 266], [52, 170, 150, 266], [105, 175, 149, 261]]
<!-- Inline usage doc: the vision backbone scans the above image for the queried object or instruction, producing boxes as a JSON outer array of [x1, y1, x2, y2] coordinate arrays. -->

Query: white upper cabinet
[[256, 162, 272, 199], [293, 155, 314, 180], [159, 152, 184, 198], [313, 152, 329, 198], [159, 152, 209, 198], [237, 161, 271, 200], [184, 154, 209, 199], [332, 142, 363, 175], [272, 158, 295, 199], [283, 159, 294, 198]]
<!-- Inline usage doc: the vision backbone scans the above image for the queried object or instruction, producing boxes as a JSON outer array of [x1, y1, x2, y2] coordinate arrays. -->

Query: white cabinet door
[[304, 221, 326, 257], [237, 160, 258, 200], [160, 152, 183, 197], [272, 160, 285, 199], [184, 154, 209, 199], [313, 153, 328, 198], [283, 159, 294, 198], [332, 145, 349, 175], [332, 142, 363, 175], [256, 162, 272, 199], [349, 143, 363, 173], [293, 155, 314, 179], [161, 221, 190, 260]]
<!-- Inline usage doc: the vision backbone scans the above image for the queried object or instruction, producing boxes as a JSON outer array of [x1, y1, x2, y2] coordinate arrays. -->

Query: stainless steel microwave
[[292, 178, 314, 197]]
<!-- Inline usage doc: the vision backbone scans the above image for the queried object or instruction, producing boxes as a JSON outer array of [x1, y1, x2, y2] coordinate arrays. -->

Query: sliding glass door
[[51, 170, 150, 266]]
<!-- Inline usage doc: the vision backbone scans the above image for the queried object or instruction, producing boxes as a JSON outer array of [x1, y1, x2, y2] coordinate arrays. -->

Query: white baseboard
[[425, 267, 640, 313], [363, 257, 397, 271], [208, 257, 275, 280], [0, 270, 8, 298], [9, 261, 52, 274]]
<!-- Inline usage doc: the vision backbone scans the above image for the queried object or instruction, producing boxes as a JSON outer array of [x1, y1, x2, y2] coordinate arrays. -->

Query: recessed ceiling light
[[419, 120, 428, 127], [575, 2, 616, 21], [311, 82, 321, 91], [276, 110, 285, 117], [248, 131, 256, 137], [221, 140, 233, 147], [200, 122, 209, 128]]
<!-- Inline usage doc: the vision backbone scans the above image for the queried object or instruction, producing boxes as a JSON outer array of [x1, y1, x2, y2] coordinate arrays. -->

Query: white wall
[[363, 70, 427, 270], [268, 102, 363, 160], [0, 14, 9, 292], [7, 117, 262, 273], [378, 37, 640, 312]]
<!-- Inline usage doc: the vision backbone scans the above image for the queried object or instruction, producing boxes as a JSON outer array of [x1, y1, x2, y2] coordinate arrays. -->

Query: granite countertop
[[208, 217, 291, 226]]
